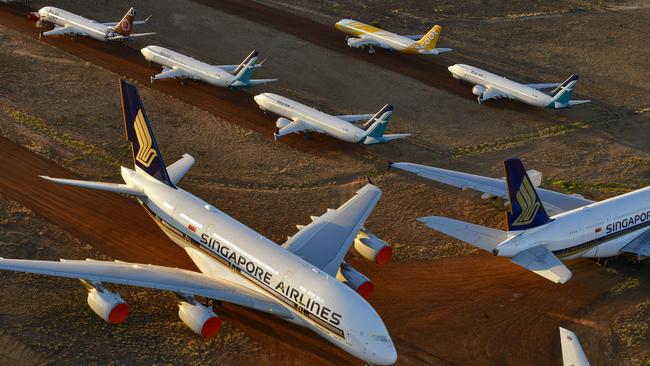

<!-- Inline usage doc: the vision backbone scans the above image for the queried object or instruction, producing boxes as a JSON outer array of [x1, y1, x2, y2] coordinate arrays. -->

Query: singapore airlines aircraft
[[141, 46, 277, 88], [390, 158, 650, 284], [448, 64, 590, 108], [254, 93, 410, 144], [0, 81, 397, 365], [560, 327, 590, 366], [335, 19, 451, 55], [33, 6, 154, 42]]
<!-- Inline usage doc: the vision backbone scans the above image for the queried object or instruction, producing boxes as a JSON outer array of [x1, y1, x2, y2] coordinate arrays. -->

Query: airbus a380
[[0, 81, 397, 365], [335, 19, 451, 55], [141, 46, 277, 88], [254, 93, 410, 144], [448, 64, 590, 108], [391, 158, 649, 284], [32, 6, 154, 42]]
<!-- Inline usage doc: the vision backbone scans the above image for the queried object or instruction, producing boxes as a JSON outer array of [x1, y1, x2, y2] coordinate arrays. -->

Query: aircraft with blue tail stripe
[[391, 158, 649, 284]]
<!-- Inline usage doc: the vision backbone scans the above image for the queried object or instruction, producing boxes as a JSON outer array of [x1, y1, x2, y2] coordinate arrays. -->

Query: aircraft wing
[[336, 114, 374, 122], [275, 119, 315, 138], [559, 327, 590, 366], [42, 25, 87, 37], [152, 66, 194, 81], [390, 162, 594, 215], [621, 228, 650, 257], [402, 34, 424, 40], [347, 36, 388, 49], [479, 86, 508, 102], [511, 245, 572, 284], [41, 176, 145, 197], [102, 16, 152, 27], [0, 258, 292, 319], [527, 83, 561, 90], [282, 184, 382, 276]]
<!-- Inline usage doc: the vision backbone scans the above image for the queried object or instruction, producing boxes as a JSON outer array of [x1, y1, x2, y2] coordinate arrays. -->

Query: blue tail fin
[[361, 104, 393, 139], [504, 158, 550, 231], [549, 74, 579, 107], [234, 50, 259, 84], [119, 79, 175, 188]]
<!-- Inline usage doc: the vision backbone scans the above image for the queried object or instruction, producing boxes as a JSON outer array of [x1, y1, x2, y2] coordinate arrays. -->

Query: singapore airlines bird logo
[[133, 109, 157, 167], [511, 176, 541, 226]]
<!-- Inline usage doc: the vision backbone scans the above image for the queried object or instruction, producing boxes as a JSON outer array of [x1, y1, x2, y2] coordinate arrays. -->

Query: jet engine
[[178, 300, 222, 338], [354, 228, 392, 265], [86, 286, 129, 324], [336, 262, 374, 299], [472, 85, 486, 96], [276, 117, 292, 129]]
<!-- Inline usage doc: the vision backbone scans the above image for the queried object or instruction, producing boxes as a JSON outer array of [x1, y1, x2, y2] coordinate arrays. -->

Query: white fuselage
[[496, 187, 650, 260], [141, 46, 236, 88], [120, 167, 396, 365], [335, 19, 415, 52], [254, 93, 366, 143], [448, 64, 553, 108], [38, 7, 117, 42]]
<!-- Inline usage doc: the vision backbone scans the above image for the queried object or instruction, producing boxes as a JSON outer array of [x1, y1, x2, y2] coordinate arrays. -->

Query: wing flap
[[511, 245, 572, 284], [0, 258, 292, 319], [283, 184, 382, 276], [417, 216, 507, 251]]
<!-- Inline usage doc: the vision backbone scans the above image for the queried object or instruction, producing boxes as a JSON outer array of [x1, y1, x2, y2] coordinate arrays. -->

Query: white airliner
[[141, 46, 277, 88], [560, 327, 590, 366], [254, 93, 410, 144], [448, 64, 590, 108], [33, 6, 154, 42], [390, 159, 650, 284], [0, 81, 397, 365], [335, 19, 451, 55]]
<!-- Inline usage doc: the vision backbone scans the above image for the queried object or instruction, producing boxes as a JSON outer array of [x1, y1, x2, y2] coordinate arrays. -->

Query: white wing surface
[[527, 83, 561, 90], [42, 25, 86, 37], [511, 245, 572, 284], [282, 184, 381, 276], [336, 114, 374, 122], [347, 36, 387, 49], [479, 86, 508, 101], [417, 216, 507, 251], [152, 67, 193, 81], [0, 258, 292, 318], [559, 327, 590, 366], [391, 162, 593, 215], [622, 228, 650, 257]]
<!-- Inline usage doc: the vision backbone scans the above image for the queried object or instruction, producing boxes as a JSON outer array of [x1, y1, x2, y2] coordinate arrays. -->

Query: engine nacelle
[[87, 288, 129, 324], [276, 117, 292, 129], [336, 262, 374, 299], [472, 85, 486, 96], [354, 229, 392, 265], [178, 301, 222, 338]]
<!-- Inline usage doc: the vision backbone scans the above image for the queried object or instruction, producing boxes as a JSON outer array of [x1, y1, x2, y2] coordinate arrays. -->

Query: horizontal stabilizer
[[380, 133, 411, 142], [559, 327, 590, 366], [231, 78, 278, 87], [511, 245, 572, 284], [568, 100, 591, 106], [417, 216, 507, 252], [167, 154, 195, 185], [422, 48, 452, 55], [336, 114, 374, 122], [41, 176, 145, 197]]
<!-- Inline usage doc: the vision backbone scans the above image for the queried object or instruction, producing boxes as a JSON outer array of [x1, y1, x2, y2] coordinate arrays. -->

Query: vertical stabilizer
[[415, 25, 441, 51], [233, 51, 259, 84], [549, 74, 579, 107], [504, 158, 550, 231], [119, 79, 175, 188], [360, 104, 393, 141], [114, 7, 136, 36]]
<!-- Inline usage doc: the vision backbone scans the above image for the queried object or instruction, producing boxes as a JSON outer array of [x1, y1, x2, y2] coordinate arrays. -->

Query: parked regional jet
[[560, 327, 590, 366], [448, 64, 590, 108], [0, 80, 397, 365], [33, 6, 154, 42], [254, 93, 410, 144], [390, 159, 649, 284], [335, 19, 451, 55], [141, 46, 277, 88]]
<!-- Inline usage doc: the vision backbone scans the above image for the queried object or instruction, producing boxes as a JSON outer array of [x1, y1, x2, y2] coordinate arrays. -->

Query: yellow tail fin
[[415, 25, 441, 51]]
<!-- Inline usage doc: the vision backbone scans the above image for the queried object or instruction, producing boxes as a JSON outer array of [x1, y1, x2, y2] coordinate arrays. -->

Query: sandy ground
[[0, 0, 648, 365]]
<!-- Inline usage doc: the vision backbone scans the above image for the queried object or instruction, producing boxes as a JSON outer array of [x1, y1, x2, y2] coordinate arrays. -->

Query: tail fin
[[233, 50, 259, 84], [360, 105, 393, 141], [415, 25, 441, 51], [549, 74, 579, 106], [114, 7, 136, 36], [361, 104, 393, 130], [504, 158, 550, 231], [119, 79, 175, 188]]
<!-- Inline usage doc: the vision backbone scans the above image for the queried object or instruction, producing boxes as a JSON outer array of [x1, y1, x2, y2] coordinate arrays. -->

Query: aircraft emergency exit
[[0, 80, 397, 365], [390, 158, 649, 283]]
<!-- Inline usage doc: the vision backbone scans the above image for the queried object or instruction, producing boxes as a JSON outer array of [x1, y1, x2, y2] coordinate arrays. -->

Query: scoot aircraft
[[0, 81, 397, 365], [254, 93, 410, 144], [448, 64, 590, 108], [32, 6, 154, 42], [390, 158, 650, 284], [335, 19, 451, 55], [141, 46, 277, 88], [560, 327, 590, 366]]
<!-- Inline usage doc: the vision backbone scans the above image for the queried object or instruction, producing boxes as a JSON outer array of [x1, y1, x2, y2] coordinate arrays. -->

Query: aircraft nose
[[447, 65, 456, 73], [372, 343, 398, 365]]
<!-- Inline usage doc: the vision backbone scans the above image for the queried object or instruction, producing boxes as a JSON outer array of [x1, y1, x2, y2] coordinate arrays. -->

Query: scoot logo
[[416, 31, 438, 50], [511, 176, 541, 226], [133, 109, 157, 167]]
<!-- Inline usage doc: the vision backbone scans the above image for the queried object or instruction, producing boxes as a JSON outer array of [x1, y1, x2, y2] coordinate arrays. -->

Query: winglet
[[504, 158, 550, 231]]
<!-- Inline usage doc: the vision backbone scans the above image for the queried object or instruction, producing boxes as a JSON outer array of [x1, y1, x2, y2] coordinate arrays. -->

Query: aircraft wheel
[[368, 47, 375, 55]]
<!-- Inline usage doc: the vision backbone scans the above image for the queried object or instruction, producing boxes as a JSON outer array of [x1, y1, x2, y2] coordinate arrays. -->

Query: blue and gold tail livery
[[504, 158, 550, 231], [119, 79, 175, 188]]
